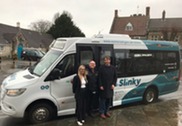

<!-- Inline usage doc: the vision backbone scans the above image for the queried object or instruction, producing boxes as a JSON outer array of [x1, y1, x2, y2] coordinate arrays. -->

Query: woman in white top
[[73, 65, 88, 126]]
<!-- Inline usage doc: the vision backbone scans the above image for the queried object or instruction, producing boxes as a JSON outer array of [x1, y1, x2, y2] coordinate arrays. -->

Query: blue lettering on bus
[[118, 78, 141, 86], [40, 85, 49, 90]]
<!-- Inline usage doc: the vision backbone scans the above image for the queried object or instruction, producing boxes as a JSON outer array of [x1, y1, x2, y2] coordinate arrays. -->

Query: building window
[[151, 35, 159, 40], [0, 46, 4, 51], [174, 35, 180, 42], [125, 22, 133, 31]]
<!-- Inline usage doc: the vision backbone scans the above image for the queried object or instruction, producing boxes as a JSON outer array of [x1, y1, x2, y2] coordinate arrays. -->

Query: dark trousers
[[86, 90, 99, 114], [99, 98, 111, 114], [75, 89, 87, 121]]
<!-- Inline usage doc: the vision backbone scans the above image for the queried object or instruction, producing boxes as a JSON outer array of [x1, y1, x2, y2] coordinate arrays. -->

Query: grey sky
[[0, 0, 182, 37]]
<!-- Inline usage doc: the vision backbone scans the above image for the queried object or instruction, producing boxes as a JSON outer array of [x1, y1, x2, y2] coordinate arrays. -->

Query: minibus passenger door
[[97, 44, 123, 105], [76, 44, 114, 69]]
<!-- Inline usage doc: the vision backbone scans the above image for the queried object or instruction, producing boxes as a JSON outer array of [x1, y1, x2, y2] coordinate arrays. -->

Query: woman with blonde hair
[[72, 65, 88, 126]]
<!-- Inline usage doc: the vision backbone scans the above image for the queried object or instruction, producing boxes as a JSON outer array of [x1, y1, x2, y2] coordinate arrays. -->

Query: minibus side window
[[55, 54, 75, 78], [163, 51, 179, 72], [100, 50, 111, 65], [115, 50, 125, 77], [126, 50, 160, 76], [80, 50, 93, 65], [125, 50, 179, 77], [99, 47, 112, 65]]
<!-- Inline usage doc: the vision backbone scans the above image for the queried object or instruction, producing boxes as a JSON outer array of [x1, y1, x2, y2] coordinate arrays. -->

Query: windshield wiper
[[28, 61, 38, 74], [28, 66, 34, 74]]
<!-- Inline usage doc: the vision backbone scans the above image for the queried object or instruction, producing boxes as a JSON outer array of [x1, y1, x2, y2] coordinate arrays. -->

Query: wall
[[0, 44, 12, 58]]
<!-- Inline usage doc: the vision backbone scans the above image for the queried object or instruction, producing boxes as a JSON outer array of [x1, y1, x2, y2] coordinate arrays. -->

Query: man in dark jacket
[[98, 56, 117, 119], [86, 60, 99, 117]]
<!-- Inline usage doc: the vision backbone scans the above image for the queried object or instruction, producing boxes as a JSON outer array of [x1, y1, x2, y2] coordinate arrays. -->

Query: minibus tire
[[143, 87, 158, 104], [28, 103, 54, 124]]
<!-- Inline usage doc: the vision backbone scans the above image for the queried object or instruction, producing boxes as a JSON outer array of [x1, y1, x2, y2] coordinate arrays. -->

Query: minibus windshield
[[28, 50, 62, 76]]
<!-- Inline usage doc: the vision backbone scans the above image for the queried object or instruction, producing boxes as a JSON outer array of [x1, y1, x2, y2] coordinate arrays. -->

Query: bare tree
[[170, 28, 179, 41], [29, 20, 52, 33], [161, 26, 179, 41]]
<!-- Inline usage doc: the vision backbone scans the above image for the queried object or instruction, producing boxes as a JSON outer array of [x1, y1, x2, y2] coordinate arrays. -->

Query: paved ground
[[28, 98, 182, 126], [0, 60, 182, 126]]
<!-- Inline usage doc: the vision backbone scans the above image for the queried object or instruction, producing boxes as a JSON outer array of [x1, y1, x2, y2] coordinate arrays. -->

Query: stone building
[[110, 7, 150, 39], [110, 7, 182, 46], [0, 22, 53, 58], [148, 10, 182, 45]]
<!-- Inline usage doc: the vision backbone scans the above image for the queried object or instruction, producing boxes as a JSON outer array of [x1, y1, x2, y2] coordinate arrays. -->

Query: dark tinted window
[[80, 50, 93, 65], [115, 50, 179, 77], [78, 46, 94, 65], [56, 54, 76, 78], [115, 50, 125, 77]]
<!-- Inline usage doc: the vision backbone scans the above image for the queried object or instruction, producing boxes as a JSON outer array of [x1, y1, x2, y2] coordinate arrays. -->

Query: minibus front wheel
[[143, 87, 158, 104], [27, 103, 56, 124]]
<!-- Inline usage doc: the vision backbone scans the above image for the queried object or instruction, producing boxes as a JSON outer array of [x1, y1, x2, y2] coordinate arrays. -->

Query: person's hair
[[78, 65, 87, 81], [104, 56, 111, 60], [89, 60, 96, 65]]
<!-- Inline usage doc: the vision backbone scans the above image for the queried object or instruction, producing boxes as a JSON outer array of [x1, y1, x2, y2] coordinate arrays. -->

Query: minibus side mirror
[[45, 68, 61, 81]]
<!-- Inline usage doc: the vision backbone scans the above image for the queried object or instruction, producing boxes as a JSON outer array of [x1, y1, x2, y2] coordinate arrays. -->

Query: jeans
[[99, 98, 111, 114]]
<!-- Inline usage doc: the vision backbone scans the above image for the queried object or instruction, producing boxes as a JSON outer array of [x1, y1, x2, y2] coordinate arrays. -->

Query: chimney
[[162, 10, 166, 21], [115, 10, 118, 18], [146, 7, 150, 16], [17, 22, 20, 28]]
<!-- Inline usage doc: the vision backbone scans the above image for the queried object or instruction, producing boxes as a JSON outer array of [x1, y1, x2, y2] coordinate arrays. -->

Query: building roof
[[0, 24, 18, 44], [21, 28, 53, 48], [110, 15, 149, 36], [0, 23, 53, 48], [149, 18, 182, 31]]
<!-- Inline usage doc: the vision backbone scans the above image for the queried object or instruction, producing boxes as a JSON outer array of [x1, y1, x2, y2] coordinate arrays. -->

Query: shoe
[[77, 121, 83, 126], [82, 120, 85, 123], [105, 113, 111, 117], [100, 114, 106, 119]]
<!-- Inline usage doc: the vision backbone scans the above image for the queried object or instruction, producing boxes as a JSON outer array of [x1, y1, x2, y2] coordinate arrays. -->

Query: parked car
[[21, 49, 45, 61]]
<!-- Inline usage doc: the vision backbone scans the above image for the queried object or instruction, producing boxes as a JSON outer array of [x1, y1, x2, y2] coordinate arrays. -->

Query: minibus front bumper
[[1, 101, 16, 116]]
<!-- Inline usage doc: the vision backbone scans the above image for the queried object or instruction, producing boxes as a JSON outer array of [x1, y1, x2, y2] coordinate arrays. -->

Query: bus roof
[[52, 34, 180, 52], [142, 40, 179, 51]]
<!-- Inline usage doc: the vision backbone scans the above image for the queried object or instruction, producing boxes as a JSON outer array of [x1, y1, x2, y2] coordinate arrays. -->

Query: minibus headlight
[[6, 88, 26, 96]]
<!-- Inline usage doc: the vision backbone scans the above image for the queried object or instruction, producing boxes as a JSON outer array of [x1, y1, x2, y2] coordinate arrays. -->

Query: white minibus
[[1, 34, 180, 123]]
